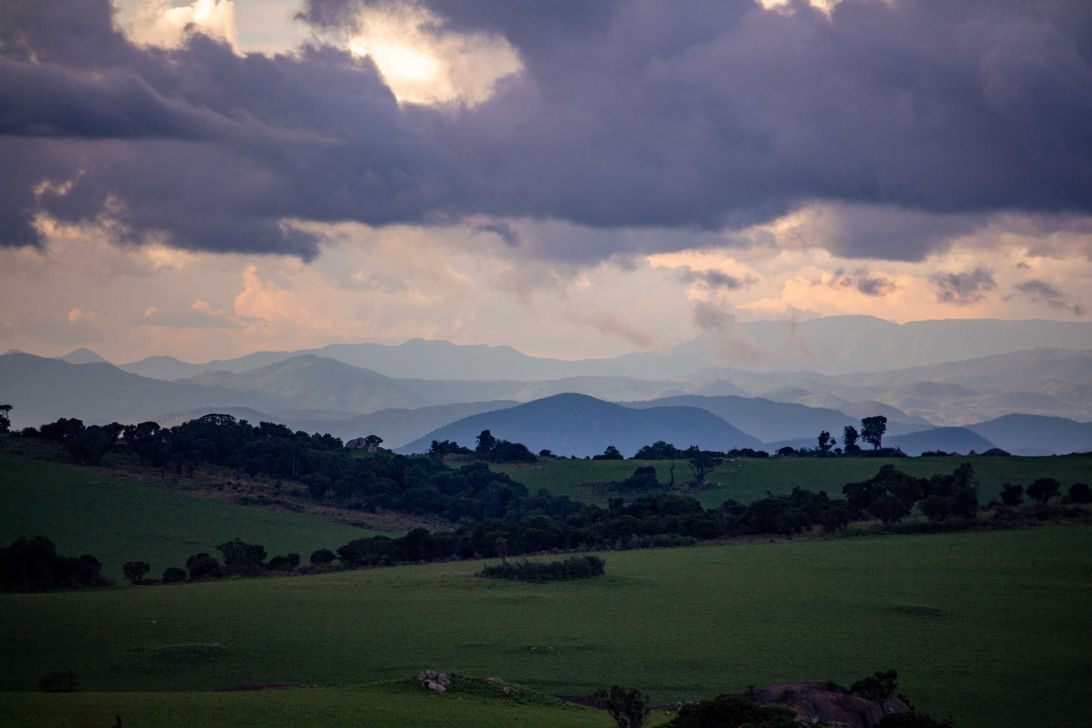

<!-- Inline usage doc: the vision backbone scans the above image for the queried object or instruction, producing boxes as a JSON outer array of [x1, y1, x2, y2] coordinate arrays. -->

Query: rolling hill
[[399, 393, 764, 457]]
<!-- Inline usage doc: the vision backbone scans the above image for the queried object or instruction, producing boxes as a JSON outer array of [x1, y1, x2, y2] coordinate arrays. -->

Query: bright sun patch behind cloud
[[345, 2, 522, 105], [123, 0, 240, 50]]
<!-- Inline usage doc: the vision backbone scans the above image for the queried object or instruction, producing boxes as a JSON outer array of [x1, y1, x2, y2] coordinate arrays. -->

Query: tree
[[817, 430, 834, 454], [595, 685, 648, 728], [689, 451, 716, 483], [122, 561, 150, 585], [216, 538, 267, 574], [843, 425, 860, 452], [1000, 483, 1024, 507], [1026, 477, 1060, 504], [363, 434, 384, 451], [1066, 483, 1092, 504], [0, 404, 11, 433], [475, 429, 497, 458], [310, 548, 336, 565], [860, 416, 887, 450], [594, 445, 624, 460], [162, 567, 187, 584], [185, 552, 222, 581]]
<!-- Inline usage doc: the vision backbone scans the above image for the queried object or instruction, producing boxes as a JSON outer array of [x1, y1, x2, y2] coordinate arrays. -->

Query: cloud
[[830, 268, 897, 297], [474, 221, 519, 247], [676, 266, 757, 291], [1, 0, 1091, 265], [1014, 279, 1086, 316], [125, 0, 239, 51], [930, 267, 997, 305], [691, 300, 764, 364], [133, 300, 247, 328], [572, 312, 654, 350]]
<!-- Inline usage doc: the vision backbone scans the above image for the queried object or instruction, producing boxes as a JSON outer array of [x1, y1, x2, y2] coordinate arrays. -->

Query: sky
[[1, 0, 1091, 365]]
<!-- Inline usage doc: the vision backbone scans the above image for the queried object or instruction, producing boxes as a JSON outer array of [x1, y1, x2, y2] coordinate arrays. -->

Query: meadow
[[493, 454, 1092, 508], [1, 525, 1088, 728], [0, 452, 377, 578]]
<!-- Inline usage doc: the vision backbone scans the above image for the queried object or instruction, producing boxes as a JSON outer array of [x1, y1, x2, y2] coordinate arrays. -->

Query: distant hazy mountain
[[0, 353, 289, 428], [120, 355, 208, 380], [624, 395, 926, 444], [968, 414, 1092, 456], [885, 427, 997, 456], [57, 348, 111, 365], [187, 355, 433, 412], [399, 393, 763, 457], [118, 317, 1092, 381], [153, 400, 518, 448]]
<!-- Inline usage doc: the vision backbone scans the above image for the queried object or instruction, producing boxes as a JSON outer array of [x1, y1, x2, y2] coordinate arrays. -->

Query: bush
[[310, 548, 336, 565], [185, 553, 222, 581], [123, 561, 150, 585], [162, 567, 187, 584], [479, 555, 605, 583], [667, 693, 798, 728]]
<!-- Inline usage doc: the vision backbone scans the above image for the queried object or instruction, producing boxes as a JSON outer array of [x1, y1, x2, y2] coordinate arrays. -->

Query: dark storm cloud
[[3, 0, 1092, 261], [930, 267, 997, 305], [1014, 280, 1086, 316]]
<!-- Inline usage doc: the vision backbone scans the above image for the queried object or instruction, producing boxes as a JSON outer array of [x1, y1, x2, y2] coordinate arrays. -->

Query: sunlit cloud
[[123, 0, 239, 51], [345, 2, 521, 105]]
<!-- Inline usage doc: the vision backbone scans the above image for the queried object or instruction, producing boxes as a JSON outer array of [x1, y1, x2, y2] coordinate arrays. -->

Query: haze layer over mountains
[[3, 317, 1090, 457]]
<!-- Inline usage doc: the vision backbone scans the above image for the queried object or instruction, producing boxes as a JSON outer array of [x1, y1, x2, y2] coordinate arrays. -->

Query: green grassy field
[[0, 452, 377, 579], [1, 525, 1088, 728], [494, 454, 1092, 508], [0, 680, 623, 728]]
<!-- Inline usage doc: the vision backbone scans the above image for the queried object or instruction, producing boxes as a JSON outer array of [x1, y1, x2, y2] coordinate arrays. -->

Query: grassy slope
[[494, 455, 1092, 507], [0, 452, 376, 579], [0, 681, 620, 728], [1, 526, 1088, 728]]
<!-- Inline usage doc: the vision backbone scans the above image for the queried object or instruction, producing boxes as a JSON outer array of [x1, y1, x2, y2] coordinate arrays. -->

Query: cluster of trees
[[20, 414, 586, 524], [999, 479, 1091, 507], [478, 554, 605, 582], [843, 463, 979, 524], [471, 429, 536, 463], [122, 537, 312, 586], [0, 536, 104, 591]]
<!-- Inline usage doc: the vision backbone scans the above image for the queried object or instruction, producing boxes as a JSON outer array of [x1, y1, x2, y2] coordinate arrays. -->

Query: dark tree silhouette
[[595, 685, 649, 728], [0, 404, 11, 433], [843, 425, 860, 452], [1000, 483, 1024, 507], [817, 430, 834, 454], [475, 429, 497, 457], [1027, 477, 1061, 504], [861, 416, 888, 450], [122, 561, 150, 585]]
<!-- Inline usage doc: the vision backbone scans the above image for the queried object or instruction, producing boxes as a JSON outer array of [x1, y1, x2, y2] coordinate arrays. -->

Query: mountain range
[[2, 316, 1090, 456]]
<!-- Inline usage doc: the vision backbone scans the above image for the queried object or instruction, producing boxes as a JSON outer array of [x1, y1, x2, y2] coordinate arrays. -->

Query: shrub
[[162, 567, 187, 584], [667, 693, 797, 728], [122, 561, 150, 585], [185, 553, 222, 581], [478, 555, 605, 583], [310, 548, 336, 565]]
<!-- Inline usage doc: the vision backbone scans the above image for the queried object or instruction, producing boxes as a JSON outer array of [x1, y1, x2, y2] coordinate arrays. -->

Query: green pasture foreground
[[495, 454, 1092, 507], [0, 453, 374, 579], [0, 681, 629, 728], [2, 526, 1089, 728]]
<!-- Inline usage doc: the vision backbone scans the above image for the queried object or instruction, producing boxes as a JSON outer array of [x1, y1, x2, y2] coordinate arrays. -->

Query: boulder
[[750, 682, 908, 728]]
